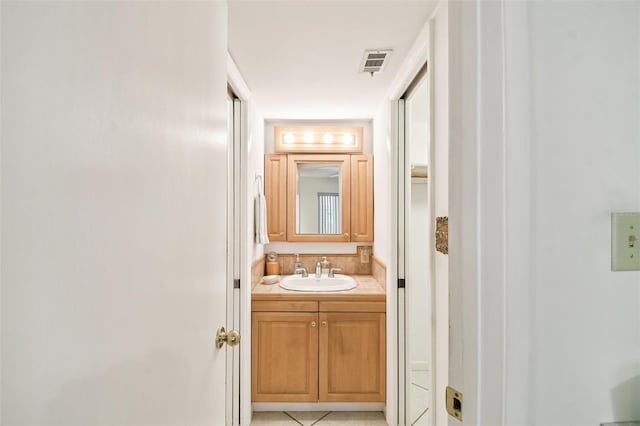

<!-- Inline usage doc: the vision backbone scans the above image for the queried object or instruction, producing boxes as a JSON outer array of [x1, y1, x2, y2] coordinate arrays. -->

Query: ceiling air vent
[[360, 49, 392, 76]]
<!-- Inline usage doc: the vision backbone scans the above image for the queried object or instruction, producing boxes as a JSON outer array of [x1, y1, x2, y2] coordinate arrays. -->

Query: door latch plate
[[446, 386, 463, 421]]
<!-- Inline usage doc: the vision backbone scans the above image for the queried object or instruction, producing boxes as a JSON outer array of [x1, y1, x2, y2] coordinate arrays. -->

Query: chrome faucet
[[328, 267, 342, 278], [294, 267, 308, 277], [315, 262, 322, 278]]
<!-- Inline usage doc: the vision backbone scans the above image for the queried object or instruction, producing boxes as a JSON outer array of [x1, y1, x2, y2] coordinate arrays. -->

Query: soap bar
[[265, 261, 280, 275]]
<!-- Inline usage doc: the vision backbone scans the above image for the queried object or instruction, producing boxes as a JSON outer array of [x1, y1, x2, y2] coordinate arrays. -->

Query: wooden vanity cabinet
[[252, 299, 385, 403]]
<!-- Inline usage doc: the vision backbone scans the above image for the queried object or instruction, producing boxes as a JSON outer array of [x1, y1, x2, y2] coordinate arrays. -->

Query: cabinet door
[[350, 154, 373, 242], [264, 154, 287, 241], [252, 312, 318, 402], [319, 312, 385, 402]]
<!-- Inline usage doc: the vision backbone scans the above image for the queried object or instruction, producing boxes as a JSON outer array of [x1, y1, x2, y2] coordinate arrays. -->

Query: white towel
[[254, 191, 270, 244]]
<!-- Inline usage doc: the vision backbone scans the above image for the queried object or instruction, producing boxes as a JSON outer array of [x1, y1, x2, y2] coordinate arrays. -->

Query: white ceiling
[[228, 1, 437, 120]]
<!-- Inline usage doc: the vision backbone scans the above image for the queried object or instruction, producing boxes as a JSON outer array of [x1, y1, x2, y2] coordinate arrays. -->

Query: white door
[[1, 2, 232, 424]]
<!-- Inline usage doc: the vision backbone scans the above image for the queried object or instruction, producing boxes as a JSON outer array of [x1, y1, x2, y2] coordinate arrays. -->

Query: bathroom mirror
[[296, 163, 342, 234], [287, 155, 351, 242]]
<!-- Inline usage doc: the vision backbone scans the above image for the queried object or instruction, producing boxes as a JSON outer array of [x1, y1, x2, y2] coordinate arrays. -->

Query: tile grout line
[[283, 411, 305, 426], [411, 407, 429, 426], [411, 382, 430, 391], [309, 411, 332, 426]]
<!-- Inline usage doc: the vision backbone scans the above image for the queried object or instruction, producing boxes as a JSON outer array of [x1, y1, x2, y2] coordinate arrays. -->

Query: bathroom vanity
[[251, 276, 385, 403]]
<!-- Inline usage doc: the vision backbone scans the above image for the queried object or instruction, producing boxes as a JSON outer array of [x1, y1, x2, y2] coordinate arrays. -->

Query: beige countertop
[[252, 275, 385, 302]]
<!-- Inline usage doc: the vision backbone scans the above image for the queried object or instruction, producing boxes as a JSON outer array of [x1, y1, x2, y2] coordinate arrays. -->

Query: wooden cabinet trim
[[319, 301, 386, 313], [252, 300, 318, 312]]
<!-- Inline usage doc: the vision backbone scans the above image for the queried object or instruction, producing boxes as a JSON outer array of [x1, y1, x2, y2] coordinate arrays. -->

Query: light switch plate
[[611, 212, 640, 271]]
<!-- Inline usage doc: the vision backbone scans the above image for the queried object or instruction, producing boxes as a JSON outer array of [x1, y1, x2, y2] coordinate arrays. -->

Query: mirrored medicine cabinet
[[264, 153, 373, 243]]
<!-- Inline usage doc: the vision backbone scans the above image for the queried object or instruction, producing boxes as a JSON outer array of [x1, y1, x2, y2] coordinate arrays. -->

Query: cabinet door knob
[[321, 321, 328, 327], [343, 233, 349, 239], [311, 321, 317, 327]]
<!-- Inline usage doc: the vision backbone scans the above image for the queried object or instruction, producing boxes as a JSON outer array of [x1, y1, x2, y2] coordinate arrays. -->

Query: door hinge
[[446, 386, 463, 421], [234, 279, 240, 289], [398, 278, 405, 289]]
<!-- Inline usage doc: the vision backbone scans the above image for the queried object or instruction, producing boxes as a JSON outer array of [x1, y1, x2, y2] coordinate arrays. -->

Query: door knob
[[216, 326, 241, 349]]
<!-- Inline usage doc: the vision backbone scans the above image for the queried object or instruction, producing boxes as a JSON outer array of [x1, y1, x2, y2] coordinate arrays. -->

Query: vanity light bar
[[274, 126, 363, 153]]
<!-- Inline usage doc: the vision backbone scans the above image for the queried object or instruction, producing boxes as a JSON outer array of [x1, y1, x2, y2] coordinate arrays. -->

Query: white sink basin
[[279, 274, 357, 292]]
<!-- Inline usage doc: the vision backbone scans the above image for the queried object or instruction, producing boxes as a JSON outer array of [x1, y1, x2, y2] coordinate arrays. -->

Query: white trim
[[227, 52, 254, 426], [232, 99, 242, 426], [387, 99, 400, 426], [397, 289, 406, 426], [386, 5, 439, 100], [253, 402, 385, 412], [227, 52, 251, 101]]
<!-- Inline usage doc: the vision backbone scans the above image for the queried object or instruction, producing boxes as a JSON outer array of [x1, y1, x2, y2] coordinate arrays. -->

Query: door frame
[[397, 62, 437, 426], [388, 8, 440, 425], [227, 52, 253, 426]]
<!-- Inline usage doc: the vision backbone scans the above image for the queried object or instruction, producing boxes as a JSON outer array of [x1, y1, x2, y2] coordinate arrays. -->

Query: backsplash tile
[[371, 255, 387, 287], [251, 256, 265, 289], [271, 246, 373, 275]]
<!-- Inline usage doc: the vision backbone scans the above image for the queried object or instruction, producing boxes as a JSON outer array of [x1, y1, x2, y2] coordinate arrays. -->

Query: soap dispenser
[[320, 257, 330, 275]]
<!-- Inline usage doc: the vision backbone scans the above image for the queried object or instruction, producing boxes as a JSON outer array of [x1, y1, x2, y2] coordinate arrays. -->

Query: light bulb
[[303, 132, 314, 143], [341, 134, 354, 145], [322, 133, 334, 144], [283, 133, 295, 144]]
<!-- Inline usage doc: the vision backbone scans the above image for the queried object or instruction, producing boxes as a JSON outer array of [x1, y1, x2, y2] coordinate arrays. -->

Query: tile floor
[[409, 370, 432, 426], [250, 371, 431, 426], [250, 411, 387, 426]]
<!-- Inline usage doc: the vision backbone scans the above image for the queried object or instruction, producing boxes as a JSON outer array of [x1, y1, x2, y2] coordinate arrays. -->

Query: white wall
[[1, 2, 228, 424], [522, 2, 640, 424], [431, 5, 449, 426], [246, 100, 266, 263], [449, 1, 640, 425]]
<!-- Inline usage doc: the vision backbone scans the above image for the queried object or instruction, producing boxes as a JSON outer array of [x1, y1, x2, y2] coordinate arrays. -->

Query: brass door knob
[[216, 326, 241, 349], [321, 321, 328, 327], [311, 321, 317, 327]]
